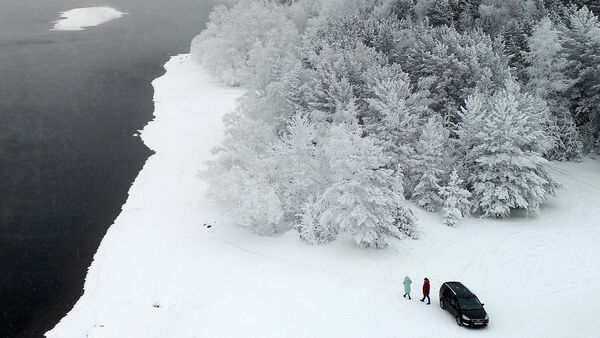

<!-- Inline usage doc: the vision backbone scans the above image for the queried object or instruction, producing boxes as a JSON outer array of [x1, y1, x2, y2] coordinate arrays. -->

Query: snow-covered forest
[[191, 0, 600, 248]]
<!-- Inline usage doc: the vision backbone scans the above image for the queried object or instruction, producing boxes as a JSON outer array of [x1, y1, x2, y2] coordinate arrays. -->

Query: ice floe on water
[[51, 7, 127, 31]]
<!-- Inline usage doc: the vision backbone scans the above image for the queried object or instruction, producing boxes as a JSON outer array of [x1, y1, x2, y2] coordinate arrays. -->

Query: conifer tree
[[561, 6, 600, 152], [457, 79, 558, 218], [305, 121, 416, 248], [363, 63, 430, 172], [426, 0, 453, 26], [439, 170, 471, 227], [410, 117, 447, 211], [526, 17, 582, 159]]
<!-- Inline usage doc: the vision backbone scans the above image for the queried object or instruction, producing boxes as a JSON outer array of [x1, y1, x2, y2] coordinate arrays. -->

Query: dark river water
[[0, 1, 211, 336]]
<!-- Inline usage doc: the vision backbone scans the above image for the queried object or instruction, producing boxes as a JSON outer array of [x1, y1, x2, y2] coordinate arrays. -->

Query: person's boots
[[403, 294, 406, 298], [420, 298, 424, 302], [408, 295, 411, 300]]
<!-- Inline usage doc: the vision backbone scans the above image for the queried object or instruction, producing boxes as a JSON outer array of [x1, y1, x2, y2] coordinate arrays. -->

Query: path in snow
[[46, 54, 600, 338], [51, 7, 127, 31]]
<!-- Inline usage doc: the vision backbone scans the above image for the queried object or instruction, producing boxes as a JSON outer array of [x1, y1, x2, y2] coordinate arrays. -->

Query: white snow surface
[[47, 54, 600, 338], [51, 7, 126, 31]]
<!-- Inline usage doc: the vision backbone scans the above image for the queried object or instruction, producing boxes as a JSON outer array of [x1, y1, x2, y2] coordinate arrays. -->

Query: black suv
[[439, 282, 489, 327]]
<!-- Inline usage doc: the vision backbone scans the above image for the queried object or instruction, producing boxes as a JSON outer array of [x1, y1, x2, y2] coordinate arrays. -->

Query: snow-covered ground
[[46, 54, 600, 338], [51, 7, 127, 31]]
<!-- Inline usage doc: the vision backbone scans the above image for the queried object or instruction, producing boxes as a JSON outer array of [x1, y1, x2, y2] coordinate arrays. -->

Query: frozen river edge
[[45, 54, 244, 337]]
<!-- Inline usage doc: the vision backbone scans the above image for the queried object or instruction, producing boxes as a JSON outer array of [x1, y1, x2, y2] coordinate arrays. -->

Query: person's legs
[[408, 293, 411, 300], [426, 295, 430, 304]]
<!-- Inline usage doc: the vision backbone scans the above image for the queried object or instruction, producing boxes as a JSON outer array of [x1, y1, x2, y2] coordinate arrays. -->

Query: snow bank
[[51, 7, 127, 31], [46, 54, 600, 338]]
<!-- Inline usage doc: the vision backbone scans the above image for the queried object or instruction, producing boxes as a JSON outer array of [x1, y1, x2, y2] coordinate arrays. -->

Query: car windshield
[[458, 297, 482, 310]]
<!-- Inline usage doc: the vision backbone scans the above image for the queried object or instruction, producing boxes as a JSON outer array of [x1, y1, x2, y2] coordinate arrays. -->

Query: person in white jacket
[[403, 276, 412, 300]]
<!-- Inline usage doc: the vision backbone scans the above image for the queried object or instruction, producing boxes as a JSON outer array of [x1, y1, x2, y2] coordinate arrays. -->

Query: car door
[[448, 295, 459, 316], [441, 287, 452, 310]]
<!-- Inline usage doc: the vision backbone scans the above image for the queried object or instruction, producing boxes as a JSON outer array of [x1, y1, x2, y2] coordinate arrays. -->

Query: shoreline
[[46, 54, 245, 337]]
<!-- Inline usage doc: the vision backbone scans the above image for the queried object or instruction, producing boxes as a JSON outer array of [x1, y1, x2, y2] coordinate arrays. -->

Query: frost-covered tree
[[391, 0, 417, 21], [298, 194, 339, 244], [410, 117, 447, 211], [526, 17, 572, 98], [426, 0, 453, 26], [304, 122, 416, 248], [363, 63, 430, 172], [202, 112, 284, 234], [561, 6, 600, 152], [439, 169, 471, 227], [191, 0, 299, 87], [457, 79, 558, 218], [448, 0, 481, 31], [303, 11, 401, 59], [397, 25, 511, 124], [301, 42, 387, 116], [526, 17, 582, 160], [562, 1, 600, 16], [502, 19, 530, 82], [274, 113, 324, 223]]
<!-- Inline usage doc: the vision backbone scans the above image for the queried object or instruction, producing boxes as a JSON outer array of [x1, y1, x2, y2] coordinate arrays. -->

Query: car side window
[[450, 296, 457, 307], [443, 288, 452, 300]]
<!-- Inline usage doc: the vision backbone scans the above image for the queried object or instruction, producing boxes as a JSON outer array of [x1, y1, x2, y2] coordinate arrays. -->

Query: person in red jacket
[[420, 277, 431, 304]]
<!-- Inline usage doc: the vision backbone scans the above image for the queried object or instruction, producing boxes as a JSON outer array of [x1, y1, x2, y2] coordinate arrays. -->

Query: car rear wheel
[[440, 300, 445, 309], [456, 316, 462, 326]]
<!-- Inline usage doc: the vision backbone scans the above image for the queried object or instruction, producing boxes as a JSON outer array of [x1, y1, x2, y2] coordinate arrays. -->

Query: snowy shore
[[47, 54, 600, 338]]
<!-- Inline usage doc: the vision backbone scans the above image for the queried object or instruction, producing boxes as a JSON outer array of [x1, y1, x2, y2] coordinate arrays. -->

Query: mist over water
[[0, 1, 210, 336]]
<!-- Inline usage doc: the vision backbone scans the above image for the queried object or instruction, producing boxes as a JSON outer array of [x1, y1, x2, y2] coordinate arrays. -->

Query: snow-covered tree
[[298, 194, 339, 245], [426, 0, 453, 26], [448, 0, 480, 31], [439, 169, 471, 227], [202, 112, 284, 234], [457, 79, 558, 218], [410, 117, 447, 211], [391, 0, 417, 21], [526, 17, 581, 160], [398, 25, 511, 124], [526, 17, 571, 99], [560, 6, 600, 152], [502, 19, 530, 82], [300, 43, 387, 122], [191, 0, 299, 87], [274, 113, 323, 223], [312, 122, 416, 248], [363, 63, 430, 172]]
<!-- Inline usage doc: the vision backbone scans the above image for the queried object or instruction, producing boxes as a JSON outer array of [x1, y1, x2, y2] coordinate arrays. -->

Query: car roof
[[444, 281, 475, 297]]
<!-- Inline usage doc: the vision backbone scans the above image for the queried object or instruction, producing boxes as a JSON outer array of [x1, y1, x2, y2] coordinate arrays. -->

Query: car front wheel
[[456, 316, 462, 326], [440, 300, 445, 309]]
